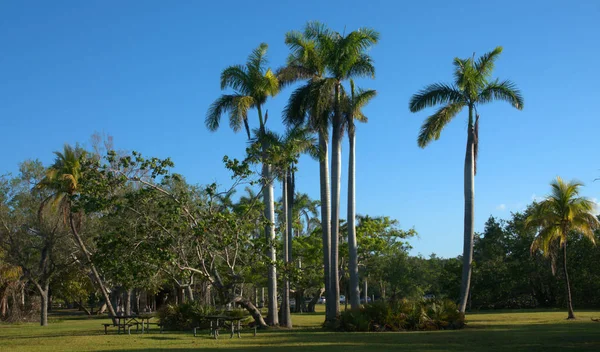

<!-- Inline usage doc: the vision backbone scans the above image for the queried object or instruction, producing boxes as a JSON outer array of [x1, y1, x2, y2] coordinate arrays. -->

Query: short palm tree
[[525, 177, 599, 319], [37, 145, 118, 323], [270, 126, 317, 328], [206, 43, 281, 325], [343, 80, 376, 310], [409, 47, 523, 313]]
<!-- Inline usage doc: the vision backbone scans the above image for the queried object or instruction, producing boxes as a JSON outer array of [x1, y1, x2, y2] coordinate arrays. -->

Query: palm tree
[[409, 47, 523, 313], [343, 80, 376, 310], [206, 43, 281, 325], [271, 126, 317, 328], [37, 145, 118, 323], [320, 26, 379, 318], [281, 21, 334, 321], [525, 177, 599, 319]]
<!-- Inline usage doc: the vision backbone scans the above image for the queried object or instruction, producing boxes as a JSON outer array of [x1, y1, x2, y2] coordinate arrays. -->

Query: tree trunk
[[186, 286, 194, 302], [280, 177, 292, 328], [307, 288, 324, 313], [69, 212, 118, 324], [232, 296, 268, 328], [261, 287, 265, 308], [329, 82, 342, 319], [40, 292, 48, 326], [262, 161, 278, 326], [459, 106, 475, 314], [363, 278, 368, 305], [318, 130, 332, 321], [347, 130, 360, 310], [75, 300, 91, 315], [125, 289, 132, 316], [562, 241, 576, 319]]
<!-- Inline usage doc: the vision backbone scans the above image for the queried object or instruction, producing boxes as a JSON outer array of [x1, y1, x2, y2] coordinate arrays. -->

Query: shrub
[[334, 298, 465, 332], [158, 301, 247, 331]]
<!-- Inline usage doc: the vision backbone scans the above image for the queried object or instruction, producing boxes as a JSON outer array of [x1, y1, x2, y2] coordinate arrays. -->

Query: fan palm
[[343, 80, 376, 310], [525, 177, 599, 319], [205, 43, 280, 325], [409, 47, 523, 313], [37, 144, 118, 323]]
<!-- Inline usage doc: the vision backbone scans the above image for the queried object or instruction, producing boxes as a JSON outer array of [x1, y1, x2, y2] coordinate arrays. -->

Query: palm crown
[[206, 43, 279, 138], [409, 46, 524, 152], [526, 177, 600, 254]]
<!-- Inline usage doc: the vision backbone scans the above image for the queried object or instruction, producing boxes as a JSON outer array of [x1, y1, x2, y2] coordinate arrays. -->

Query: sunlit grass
[[1, 308, 599, 351]]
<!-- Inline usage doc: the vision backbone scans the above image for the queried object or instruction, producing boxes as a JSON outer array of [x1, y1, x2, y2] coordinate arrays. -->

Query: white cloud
[[496, 204, 506, 211]]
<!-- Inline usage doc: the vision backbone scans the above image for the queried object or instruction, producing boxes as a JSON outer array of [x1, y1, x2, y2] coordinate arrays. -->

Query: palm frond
[[409, 83, 465, 112], [417, 103, 464, 148], [247, 43, 269, 74], [220, 65, 249, 93], [206, 94, 238, 131], [475, 46, 503, 79], [479, 80, 524, 109]]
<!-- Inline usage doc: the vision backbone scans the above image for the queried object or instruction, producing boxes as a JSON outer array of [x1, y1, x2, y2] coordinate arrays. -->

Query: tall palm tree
[[281, 21, 335, 321], [342, 80, 376, 310], [409, 47, 523, 313], [320, 26, 379, 318], [37, 145, 118, 323], [206, 43, 281, 325], [525, 177, 599, 319]]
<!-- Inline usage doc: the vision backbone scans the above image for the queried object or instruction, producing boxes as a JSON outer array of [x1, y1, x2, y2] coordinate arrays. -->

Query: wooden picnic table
[[197, 315, 246, 339], [103, 314, 157, 334]]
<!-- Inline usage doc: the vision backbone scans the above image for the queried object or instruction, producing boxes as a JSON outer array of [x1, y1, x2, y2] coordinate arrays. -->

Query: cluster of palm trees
[[206, 22, 379, 324], [206, 20, 599, 324]]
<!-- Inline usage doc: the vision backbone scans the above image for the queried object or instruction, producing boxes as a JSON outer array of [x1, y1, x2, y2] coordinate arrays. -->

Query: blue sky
[[1, 0, 599, 257]]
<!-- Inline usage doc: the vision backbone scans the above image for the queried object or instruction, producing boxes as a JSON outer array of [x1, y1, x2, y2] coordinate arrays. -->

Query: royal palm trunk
[[280, 175, 292, 328], [347, 129, 360, 310], [329, 83, 342, 318], [262, 161, 279, 325], [459, 105, 475, 313], [318, 130, 332, 321]]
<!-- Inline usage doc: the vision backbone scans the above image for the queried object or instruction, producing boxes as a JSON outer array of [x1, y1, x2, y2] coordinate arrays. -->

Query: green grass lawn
[[1, 307, 599, 352]]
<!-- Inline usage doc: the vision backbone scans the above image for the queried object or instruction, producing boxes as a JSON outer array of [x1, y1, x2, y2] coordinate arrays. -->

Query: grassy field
[[1, 307, 600, 352]]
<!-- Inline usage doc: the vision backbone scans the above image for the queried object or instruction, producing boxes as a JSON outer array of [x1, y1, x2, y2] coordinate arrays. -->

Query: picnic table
[[196, 315, 247, 339], [102, 314, 157, 335]]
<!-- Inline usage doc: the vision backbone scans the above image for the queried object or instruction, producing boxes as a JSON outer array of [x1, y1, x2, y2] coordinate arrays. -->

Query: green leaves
[[526, 177, 600, 256], [206, 43, 280, 137], [409, 83, 465, 113], [417, 103, 464, 148], [410, 47, 523, 150]]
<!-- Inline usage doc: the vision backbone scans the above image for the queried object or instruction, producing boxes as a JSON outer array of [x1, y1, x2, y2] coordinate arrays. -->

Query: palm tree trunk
[[286, 168, 294, 326], [262, 161, 279, 326], [363, 278, 368, 304], [68, 212, 118, 324], [459, 106, 475, 314], [318, 130, 332, 321], [347, 130, 360, 310], [562, 241, 576, 319], [329, 83, 342, 319], [281, 176, 291, 328]]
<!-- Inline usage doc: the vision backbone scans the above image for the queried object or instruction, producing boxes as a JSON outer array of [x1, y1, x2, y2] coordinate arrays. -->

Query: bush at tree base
[[330, 299, 465, 332]]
